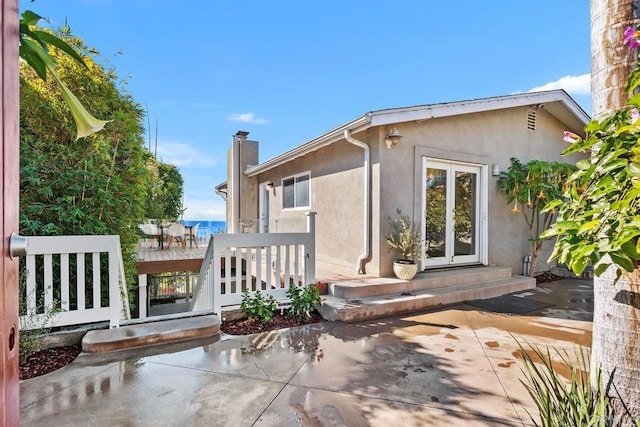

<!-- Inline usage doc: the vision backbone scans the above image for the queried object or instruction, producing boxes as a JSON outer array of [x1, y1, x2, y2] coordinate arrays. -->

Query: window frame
[[281, 171, 311, 210]]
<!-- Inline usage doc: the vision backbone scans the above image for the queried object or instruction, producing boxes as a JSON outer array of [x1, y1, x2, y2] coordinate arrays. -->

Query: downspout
[[344, 129, 371, 274]]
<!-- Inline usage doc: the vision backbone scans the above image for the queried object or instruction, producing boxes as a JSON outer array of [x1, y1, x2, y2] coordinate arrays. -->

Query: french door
[[422, 159, 485, 269]]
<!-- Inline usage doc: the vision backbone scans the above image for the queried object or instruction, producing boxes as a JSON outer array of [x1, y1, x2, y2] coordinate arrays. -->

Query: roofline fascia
[[244, 115, 371, 177], [368, 90, 590, 127], [244, 90, 590, 178]]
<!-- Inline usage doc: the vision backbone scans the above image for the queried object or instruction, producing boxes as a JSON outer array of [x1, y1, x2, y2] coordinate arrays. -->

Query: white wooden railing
[[20, 235, 130, 330], [190, 212, 316, 316]]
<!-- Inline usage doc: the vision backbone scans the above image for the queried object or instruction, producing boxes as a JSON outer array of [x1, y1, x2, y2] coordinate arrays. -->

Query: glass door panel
[[422, 159, 481, 268], [425, 166, 449, 265], [453, 167, 478, 263]]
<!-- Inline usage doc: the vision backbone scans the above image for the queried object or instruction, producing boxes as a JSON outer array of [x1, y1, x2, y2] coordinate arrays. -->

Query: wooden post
[[1, 0, 20, 424]]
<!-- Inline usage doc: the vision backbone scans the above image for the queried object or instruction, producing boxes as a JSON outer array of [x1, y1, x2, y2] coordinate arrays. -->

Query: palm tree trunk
[[590, 0, 640, 421], [591, 0, 635, 117]]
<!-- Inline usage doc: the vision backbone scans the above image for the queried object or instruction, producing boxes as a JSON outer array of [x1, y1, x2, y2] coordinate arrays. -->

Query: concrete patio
[[19, 278, 593, 426]]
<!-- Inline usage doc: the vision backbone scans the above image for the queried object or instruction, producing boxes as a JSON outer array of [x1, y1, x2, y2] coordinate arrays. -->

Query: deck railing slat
[[19, 235, 126, 330], [191, 212, 316, 315]]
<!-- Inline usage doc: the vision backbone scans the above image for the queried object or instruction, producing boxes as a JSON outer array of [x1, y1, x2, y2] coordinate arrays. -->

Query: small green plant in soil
[[287, 283, 321, 321], [19, 264, 61, 363], [240, 288, 278, 323]]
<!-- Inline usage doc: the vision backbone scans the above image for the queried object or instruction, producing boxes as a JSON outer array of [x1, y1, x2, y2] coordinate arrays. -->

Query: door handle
[[9, 233, 28, 259]]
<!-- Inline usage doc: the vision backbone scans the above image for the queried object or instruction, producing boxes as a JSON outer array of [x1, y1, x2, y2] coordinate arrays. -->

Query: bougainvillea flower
[[630, 108, 640, 124], [624, 26, 640, 49], [563, 131, 580, 143]]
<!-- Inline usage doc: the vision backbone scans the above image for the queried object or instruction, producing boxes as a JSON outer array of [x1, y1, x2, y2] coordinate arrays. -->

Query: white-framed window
[[282, 172, 310, 209]]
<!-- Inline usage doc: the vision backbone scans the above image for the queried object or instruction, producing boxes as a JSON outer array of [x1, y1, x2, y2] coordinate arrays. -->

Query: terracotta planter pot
[[315, 282, 328, 295], [393, 260, 418, 280]]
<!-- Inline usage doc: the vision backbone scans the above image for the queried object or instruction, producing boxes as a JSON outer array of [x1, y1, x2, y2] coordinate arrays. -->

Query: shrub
[[240, 288, 277, 323], [287, 284, 321, 321]]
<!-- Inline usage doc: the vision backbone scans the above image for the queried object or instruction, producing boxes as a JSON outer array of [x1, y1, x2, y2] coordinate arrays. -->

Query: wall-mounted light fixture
[[385, 126, 403, 149], [492, 164, 501, 176], [265, 181, 274, 191]]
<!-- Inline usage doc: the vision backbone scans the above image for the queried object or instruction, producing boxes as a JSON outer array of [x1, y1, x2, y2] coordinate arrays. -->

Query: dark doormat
[[467, 294, 552, 315]]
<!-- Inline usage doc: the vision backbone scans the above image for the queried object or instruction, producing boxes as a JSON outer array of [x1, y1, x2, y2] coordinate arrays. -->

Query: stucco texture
[[249, 104, 584, 278]]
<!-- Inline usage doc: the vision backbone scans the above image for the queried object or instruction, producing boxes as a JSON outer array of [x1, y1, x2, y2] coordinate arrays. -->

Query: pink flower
[[624, 26, 640, 49], [563, 131, 580, 143]]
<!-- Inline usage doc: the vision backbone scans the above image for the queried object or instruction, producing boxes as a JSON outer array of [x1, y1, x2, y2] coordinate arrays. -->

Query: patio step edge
[[82, 314, 220, 353], [330, 265, 513, 299], [319, 275, 535, 322]]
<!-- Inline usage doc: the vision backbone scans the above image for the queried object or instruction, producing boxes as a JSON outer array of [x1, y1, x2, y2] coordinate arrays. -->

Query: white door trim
[[421, 157, 488, 270]]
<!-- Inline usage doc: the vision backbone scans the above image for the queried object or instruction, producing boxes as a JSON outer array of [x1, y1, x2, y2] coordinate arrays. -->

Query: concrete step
[[319, 275, 535, 322], [82, 314, 221, 353], [330, 266, 512, 299]]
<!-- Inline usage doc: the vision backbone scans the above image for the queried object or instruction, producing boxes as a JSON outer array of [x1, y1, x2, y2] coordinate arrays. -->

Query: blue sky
[[27, 0, 591, 220]]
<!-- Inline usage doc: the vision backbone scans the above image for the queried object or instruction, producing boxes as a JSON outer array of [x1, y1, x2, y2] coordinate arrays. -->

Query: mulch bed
[[535, 271, 564, 284], [221, 311, 325, 335], [20, 345, 81, 381]]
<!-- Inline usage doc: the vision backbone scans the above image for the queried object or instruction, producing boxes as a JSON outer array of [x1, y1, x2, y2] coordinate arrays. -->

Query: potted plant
[[385, 209, 422, 280]]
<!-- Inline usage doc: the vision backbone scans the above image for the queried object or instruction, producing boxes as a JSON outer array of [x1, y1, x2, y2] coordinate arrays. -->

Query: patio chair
[[166, 223, 186, 249], [138, 223, 161, 248], [185, 223, 200, 248]]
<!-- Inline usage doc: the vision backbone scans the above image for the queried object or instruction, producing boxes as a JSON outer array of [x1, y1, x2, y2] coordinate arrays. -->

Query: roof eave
[[244, 115, 371, 177], [245, 90, 590, 177], [369, 90, 590, 135]]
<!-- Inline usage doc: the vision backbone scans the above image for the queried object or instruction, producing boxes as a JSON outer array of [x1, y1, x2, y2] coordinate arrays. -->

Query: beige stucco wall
[[376, 105, 584, 276], [257, 138, 370, 273], [252, 105, 584, 278]]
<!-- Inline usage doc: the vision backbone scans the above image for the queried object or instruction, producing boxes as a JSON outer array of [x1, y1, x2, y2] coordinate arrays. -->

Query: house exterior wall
[[377, 105, 584, 276], [256, 138, 370, 273], [246, 103, 584, 279]]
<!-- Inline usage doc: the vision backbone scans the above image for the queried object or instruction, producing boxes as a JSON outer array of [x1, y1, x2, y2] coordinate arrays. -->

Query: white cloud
[[227, 112, 269, 124], [527, 73, 591, 95], [182, 198, 227, 221], [155, 141, 218, 167]]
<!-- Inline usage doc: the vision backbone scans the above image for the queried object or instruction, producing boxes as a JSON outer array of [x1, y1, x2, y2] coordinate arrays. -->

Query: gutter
[[344, 129, 371, 274], [245, 115, 371, 176], [214, 182, 227, 201], [245, 90, 588, 178]]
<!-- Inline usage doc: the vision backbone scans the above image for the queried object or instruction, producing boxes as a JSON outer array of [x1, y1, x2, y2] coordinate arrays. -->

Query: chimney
[[228, 130, 258, 233]]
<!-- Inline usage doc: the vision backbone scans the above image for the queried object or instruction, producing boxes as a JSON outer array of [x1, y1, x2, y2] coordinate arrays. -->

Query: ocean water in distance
[[182, 220, 226, 240]]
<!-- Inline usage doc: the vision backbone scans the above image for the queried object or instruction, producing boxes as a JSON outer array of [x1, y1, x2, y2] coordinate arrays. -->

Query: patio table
[[158, 223, 172, 250], [184, 225, 194, 248]]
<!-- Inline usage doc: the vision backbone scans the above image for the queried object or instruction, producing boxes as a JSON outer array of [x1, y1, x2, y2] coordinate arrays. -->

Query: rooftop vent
[[527, 109, 536, 131]]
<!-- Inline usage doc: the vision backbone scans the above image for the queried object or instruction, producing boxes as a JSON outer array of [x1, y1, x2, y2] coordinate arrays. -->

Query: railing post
[[138, 274, 148, 318], [108, 243, 120, 328], [306, 212, 316, 285]]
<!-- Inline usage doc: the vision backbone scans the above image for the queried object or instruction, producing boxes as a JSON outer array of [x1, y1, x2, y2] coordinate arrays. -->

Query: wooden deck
[[136, 239, 208, 275]]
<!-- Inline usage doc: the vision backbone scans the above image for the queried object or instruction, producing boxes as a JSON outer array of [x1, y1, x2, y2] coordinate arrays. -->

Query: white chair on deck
[[138, 223, 161, 248], [185, 223, 200, 248], [166, 223, 186, 249]]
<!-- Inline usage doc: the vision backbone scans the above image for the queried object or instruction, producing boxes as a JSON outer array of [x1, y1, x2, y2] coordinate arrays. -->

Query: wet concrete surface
[[20, 279, 593, 426]]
